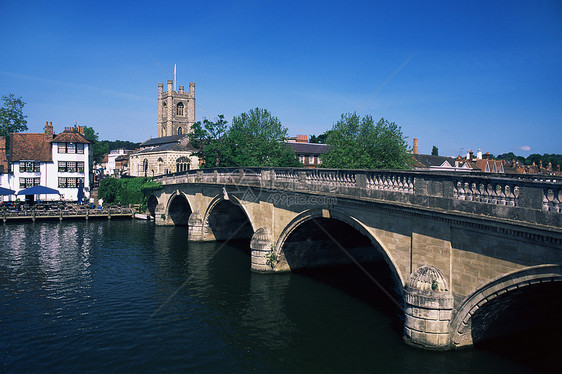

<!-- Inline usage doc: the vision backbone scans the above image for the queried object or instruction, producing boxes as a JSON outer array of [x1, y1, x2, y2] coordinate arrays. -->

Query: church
[[129, 80, 199, 177]]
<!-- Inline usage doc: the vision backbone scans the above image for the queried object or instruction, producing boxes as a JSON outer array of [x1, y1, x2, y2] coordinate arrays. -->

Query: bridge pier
[[403, 265, 453, 350], [250, 227, 275, 273], [187, 212, 205, 241]]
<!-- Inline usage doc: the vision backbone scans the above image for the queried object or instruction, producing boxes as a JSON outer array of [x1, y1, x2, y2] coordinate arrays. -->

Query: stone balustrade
[[155, 168, 561, 229]]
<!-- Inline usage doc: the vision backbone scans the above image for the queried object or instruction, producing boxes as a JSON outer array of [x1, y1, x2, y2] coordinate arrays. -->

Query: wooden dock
[[1, 207, 134, 223]]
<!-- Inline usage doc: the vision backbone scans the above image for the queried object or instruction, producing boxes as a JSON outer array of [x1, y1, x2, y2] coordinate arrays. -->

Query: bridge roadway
[[147, 167, 562, 351]]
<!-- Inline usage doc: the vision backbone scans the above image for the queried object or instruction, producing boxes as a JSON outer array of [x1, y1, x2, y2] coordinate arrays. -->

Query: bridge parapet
[[156, 168, 561, 229]]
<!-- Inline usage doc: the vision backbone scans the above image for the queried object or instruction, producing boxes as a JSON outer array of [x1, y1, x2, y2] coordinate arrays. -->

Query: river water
[[0, 220, 542, 373]]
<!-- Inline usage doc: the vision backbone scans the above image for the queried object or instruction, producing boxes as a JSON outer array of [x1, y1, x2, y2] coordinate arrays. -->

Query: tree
[[321, 112, 413, 170], [0, 94, 28, 150], [431, 145, 439, 156], [189, 115, 229, 167], [192, 108, 300, 168], [309, 131, 332, 144]]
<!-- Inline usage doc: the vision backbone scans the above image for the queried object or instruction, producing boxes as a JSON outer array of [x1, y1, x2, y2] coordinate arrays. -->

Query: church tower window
[[177, 102, 184, 116], [178, 127, 183, 135]]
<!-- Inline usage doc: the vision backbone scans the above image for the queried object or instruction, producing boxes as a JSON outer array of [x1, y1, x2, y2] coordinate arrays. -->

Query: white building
[[0, 122, 93, 201], [105, 149, 132, 176]]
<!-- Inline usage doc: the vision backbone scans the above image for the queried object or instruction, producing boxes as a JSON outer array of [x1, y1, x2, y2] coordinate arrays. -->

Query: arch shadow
[[166, 192, 193, 226], [203, 195, 254, 242], [275, 208, 406, 297], [451, 264, 562, 349]]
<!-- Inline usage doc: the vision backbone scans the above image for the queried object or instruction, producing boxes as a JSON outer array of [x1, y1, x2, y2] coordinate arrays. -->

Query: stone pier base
[[403, 265, 453, 350], [250, 227, 274, 273]]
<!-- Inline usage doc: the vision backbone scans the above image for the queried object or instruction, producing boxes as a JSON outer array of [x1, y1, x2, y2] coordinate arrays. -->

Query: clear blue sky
[[1, 0, 560, 157]]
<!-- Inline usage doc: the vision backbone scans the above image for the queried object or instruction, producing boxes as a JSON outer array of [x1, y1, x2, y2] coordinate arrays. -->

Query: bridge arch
[[202, 195, 254, 241], [147, 194, 158, 218], [165, 191, 193, 226], [274, 208, 406, 291], [451, 264, 562, 349]]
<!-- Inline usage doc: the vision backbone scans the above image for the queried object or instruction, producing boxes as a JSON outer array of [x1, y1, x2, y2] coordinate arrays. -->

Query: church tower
[[157, 80, 195, 137]]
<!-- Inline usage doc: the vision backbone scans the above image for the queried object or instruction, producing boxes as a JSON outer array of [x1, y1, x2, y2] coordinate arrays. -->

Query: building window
[[176, 157, 190, 172], [57, 143, 84, 153], [177, 102, 184, 116], [20, 177, 40, 188], [177, 127, 182, 135], [58, 177, 83, 188], [299, 155, 305, 164], [58, 161, 84, 172], [19, 161, 40, 173], [309, 155, 315, 164]]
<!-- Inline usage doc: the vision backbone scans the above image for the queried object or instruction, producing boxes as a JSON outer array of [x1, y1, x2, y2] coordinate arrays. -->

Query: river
[[0, 220, 543, 373]]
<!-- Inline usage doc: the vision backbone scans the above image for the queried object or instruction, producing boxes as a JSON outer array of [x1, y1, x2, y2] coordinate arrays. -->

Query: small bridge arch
[[201, 194, 254, 242], [165, 191, 193, 226]]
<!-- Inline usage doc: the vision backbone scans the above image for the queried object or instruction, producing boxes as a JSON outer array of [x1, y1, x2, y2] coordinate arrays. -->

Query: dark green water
[[0, 220, 540, 373]]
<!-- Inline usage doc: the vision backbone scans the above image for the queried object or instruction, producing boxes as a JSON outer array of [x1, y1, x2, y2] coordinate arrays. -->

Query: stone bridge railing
[[155, 168, 561, 230]]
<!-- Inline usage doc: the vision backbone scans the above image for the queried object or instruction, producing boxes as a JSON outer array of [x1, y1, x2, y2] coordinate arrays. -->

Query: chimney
[[477, 149, 483, 160], [413, 138, 418, 155], [296, 135, 308, 143], [44, 121, 54, 141], [485, 152, 490, 160], [78, 126, 84, 134], [468, 150, 473, 161], [0, 136, 5, 151]]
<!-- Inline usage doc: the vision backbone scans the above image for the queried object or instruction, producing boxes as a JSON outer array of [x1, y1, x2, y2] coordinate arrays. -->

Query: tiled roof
[[10, 133, 52, 162], [413, 154, 457, 168], [51, 131, 92, 144], [288, 142, 329, 155]]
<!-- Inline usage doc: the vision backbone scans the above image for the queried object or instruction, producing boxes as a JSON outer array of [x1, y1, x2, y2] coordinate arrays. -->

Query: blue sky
[[1, 0, 560, 157]]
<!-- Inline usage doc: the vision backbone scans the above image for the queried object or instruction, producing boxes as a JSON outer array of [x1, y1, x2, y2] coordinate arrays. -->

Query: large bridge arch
[[202, 195, 254, 242], [273, 208, 406, 292], [450, 264, 562, 349]]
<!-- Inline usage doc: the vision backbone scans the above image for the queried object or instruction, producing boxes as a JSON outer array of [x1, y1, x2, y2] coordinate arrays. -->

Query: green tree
[[0, 94, 28, 150], [309, 131, 332, 144], [431, 145, 439, 156], [192, 108, 300, 168], [189, 115, 229, 167], [321, 112, 412, 170]]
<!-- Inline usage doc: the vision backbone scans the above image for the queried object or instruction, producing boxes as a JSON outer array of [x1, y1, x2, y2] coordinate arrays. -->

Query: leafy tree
[[192, 108, 300, 168], [431, 145, 439, 156], [321, 112, 412, 170], [309, 131, 332, 144], [189, 115, 229, 167], [80, 125, 139, 164], [98, 177, 162, 208], [0, 94, 28, 150]]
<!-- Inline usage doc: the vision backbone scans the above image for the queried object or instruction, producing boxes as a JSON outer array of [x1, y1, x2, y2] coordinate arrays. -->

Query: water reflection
[[0, 221, 547, 373]]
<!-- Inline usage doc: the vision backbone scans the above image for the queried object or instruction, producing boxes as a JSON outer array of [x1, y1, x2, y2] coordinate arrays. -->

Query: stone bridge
[[147, 167, 562, 351]]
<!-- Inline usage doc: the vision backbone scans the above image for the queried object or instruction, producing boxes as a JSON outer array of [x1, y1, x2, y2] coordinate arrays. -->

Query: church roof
[[140, 135, 187, 147]]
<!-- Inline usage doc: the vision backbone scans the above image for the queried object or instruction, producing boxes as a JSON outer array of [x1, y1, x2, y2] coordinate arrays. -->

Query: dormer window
[[177, 102, 184, 116]]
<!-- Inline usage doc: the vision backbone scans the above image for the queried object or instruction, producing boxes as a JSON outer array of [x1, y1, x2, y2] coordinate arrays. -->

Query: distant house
[[105, 149, 133, 176], [412, 154, 473, 171], [0, 122, 93, 201], [286, 135, 329, 168]]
